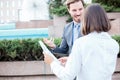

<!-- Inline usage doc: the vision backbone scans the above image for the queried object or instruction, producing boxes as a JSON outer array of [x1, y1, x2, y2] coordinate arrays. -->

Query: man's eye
[[72, 10, 76, 12], [79, 8, 82, 11]]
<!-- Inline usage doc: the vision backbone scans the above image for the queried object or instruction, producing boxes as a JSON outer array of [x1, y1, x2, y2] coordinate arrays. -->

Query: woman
[[44, 3, 119, 80]]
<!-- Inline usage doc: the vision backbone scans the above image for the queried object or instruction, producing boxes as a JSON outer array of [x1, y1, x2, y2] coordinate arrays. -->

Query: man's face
[[68, 1, 84, 23]]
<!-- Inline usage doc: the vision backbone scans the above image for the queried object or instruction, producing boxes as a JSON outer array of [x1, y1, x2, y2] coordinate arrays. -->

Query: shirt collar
[[88, 31, 111, 39], [73, 21, 80, 25], [73, 21, 81, 28]]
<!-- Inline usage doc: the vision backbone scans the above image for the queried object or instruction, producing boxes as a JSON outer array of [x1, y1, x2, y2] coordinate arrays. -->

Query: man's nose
[[76, 10, 81, 15]]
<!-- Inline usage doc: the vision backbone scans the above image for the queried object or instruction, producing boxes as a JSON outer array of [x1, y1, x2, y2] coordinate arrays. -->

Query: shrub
[[49, 0, 69, 17], [49, 0, 120, 18], [0, 38, 62, 61], [0, 36, 119, 61], [93, 0, 120, 7], [93, 0, 120, 12], [0, 38, 42, 61], [112, 35, 120, 57]]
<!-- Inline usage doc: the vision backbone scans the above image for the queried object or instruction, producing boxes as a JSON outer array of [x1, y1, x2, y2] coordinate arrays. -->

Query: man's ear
[[67, 8, 70, 13]]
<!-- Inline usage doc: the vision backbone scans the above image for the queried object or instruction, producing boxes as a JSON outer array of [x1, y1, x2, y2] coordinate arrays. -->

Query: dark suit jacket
[[53, 21, 82, 55]]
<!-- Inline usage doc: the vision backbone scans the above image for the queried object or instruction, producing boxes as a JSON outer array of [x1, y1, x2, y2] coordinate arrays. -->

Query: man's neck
[[73, 21, 80, 25]]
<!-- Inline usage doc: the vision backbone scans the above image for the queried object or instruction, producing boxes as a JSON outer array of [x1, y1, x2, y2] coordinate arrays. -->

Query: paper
[[39, 40, 58, 61]]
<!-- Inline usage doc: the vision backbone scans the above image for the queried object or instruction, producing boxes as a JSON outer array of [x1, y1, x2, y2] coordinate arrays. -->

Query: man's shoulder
[[65, 21, 74, 28]]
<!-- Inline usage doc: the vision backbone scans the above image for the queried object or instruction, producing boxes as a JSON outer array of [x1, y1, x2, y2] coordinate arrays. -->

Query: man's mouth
[[75, 15, 80, 18]]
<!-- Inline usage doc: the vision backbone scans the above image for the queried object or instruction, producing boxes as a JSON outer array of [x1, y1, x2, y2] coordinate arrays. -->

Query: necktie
[[73, 24, 80, 43]]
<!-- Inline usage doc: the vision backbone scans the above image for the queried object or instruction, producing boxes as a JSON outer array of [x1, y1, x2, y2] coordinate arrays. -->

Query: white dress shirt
[[50, 31, 119, 80]]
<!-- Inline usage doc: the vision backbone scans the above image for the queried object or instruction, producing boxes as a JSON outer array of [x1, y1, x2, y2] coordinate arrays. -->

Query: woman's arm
[[44, 40, 82, 80]]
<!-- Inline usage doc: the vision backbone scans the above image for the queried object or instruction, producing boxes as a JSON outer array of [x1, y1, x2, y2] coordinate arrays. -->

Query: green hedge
[[49, 0, 120, 18], [0, 38, 42, 61], [112, 35, 120, 57], [0, 36, 119, 61], [92, 0, 120, 12], [49, 0, 69, 17], [0, 38, 61, 61], [93, 0, 120, 7]]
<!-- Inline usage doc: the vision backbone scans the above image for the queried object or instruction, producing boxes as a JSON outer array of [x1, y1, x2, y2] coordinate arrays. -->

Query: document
[[39, 40, 58, 61]]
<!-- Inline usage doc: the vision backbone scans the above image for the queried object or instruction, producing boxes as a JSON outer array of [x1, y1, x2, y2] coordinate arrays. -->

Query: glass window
[[12, 10, 15, 16], [0, 1, 3, 7], [7, 10, 9, 16], [18, 0, 22, 7], [6, 1, 9, 8], [12, 1, 15, 7], [0, 10, 3, 16]]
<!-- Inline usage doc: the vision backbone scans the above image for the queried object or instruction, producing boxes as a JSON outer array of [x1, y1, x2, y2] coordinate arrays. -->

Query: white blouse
[[50, 32, 119, 80]]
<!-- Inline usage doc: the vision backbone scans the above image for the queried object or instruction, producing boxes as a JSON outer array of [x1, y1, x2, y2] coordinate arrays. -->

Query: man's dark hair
[[64, 0, 84, 9]]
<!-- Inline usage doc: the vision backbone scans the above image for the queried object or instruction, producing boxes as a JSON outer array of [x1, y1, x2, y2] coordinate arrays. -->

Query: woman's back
[[77, 32, 119, 80]]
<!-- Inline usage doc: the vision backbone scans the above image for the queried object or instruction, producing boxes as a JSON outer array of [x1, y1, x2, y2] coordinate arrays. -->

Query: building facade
[[0, 0, 23, 23]]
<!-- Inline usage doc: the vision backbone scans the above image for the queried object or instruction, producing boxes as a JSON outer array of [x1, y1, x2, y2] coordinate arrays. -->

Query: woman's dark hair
[[82, 3, 111, 35]]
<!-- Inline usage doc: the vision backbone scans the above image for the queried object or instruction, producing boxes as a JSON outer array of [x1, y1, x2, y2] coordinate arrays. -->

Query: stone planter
[[112, 58, 120, 80], [49, 12, 120, 37], [49, 15, 68, 38], [0, 58, 119, 80], [0, 61, 59, 80], [107, 12, 120, 19], [107, 12, 120, 35]]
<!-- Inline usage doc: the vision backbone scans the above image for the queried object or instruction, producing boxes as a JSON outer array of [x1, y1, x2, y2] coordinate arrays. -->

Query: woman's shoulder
[[75, 35, 90, 44], [78, 35, 90, 41]]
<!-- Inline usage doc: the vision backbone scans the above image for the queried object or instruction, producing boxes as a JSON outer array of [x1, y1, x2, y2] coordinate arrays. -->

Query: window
[[12, 10, 15, 16], [0, 10, 3, 16], [12, 1, 15, 7], [0, 1, 3, 7], [7, 10, 9, 16], [6, 1, 9, 8]]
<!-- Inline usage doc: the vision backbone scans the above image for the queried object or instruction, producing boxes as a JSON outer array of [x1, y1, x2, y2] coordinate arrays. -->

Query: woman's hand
[[44, 52, 54, 65], [43, 38, 56, 48], [58, 57, 68, 67]]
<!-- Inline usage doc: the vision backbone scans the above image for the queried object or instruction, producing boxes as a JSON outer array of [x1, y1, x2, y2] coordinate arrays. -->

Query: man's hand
[[43, 38, 56, 48]]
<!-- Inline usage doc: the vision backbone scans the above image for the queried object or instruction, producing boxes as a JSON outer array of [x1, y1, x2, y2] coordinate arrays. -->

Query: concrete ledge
[[0, 59, 119, 80], [115, 58, 120, 72], [109, 19, 120, 35], [0, 76, 59, 80], [0, 61, 59, 80], [113, 73, 120, 80], [0, 61, 52, 76], [16, 20, 53, 29], [107, 12, 120, 19]]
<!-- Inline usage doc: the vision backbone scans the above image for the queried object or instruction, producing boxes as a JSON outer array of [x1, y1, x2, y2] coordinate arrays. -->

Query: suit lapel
[[66, 22, 74, 46]]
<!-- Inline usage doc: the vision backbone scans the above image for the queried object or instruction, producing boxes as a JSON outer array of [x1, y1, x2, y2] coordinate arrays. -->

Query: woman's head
[[81, 3, 111, 35]]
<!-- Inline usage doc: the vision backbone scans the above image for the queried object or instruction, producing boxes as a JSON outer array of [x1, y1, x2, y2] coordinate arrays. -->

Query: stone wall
[[109, 19, 120, 35], [15, 13, 120, 38], [49, 15, 68, 38], [108, 13, 120, 35], [49, 13, 120, 37], [16, 20, 53, 29], [0, 59, 119, 80], [0, 61, 59, 80]]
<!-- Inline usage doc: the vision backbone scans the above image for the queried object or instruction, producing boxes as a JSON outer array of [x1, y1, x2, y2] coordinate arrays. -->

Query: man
[[43, 0, 84, 56]]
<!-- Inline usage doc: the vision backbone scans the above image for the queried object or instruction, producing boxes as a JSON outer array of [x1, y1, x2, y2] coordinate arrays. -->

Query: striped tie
[[73, 24, 80, 43]]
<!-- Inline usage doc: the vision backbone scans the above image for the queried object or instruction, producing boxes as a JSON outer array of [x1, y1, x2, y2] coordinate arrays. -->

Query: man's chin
[[74, 19, 81, 23]]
